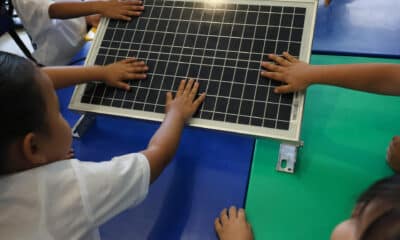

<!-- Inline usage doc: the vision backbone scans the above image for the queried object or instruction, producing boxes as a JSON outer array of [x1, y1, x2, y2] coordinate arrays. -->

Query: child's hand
[[387, 136, 400, 172], [261, 52, 314, 94], [102, 58, 148, 90], [165, 79, 206, 123], [97, 0, 144, 21], [86, 14, 101, 28], [65, 148, 75, 159]]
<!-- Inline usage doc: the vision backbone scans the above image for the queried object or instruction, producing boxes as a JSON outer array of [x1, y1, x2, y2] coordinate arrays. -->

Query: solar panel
[[69, 0, 317, 142]]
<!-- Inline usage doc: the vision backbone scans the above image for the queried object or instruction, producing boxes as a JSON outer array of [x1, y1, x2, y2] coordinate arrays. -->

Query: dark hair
[[0, 51, 47, 163], [357, 174, 400, 240]]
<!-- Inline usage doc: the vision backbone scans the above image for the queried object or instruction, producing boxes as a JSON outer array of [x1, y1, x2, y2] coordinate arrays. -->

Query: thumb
[[166, 92, 173, 105], [115, 81, 130, 91], [274, 85, 294, 94]]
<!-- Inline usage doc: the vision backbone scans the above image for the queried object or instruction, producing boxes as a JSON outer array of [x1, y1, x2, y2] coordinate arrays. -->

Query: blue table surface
[[313, 0, 400, 58], [57, 75, 254, 239]]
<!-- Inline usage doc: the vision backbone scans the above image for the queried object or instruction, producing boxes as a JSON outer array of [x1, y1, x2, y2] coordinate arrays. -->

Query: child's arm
[[48, 0, 144, 21], [261, 52, 400, 95], [43, 58, 148, 90], [141, 79, 206, 183]]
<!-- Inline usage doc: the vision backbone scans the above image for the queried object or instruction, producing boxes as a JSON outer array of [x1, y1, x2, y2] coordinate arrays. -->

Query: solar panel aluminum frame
[[69, 0, 318, 143]]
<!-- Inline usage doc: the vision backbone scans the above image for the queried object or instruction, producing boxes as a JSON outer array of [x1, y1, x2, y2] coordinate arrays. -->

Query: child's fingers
[[268, 54, 290, 66], [122, 0, 143, 6], [124, 10, 142, 17], [183, 79, 195, 95], [238, 208, 246, 219], [114, 81, 130, 91], [126, 60, 146, 67], [260, 71, 285, 82], [274, 85, 293, 94], [127, 5, 144, 11], [118, 15, 132, 21], [220, 208, 229, 223], [193, 93, 206, 109], [128, 66, 148, 73], [120, 58, 137, 64], [283, 52, 298, 63], [177, 79, 186, 96], [166, 92, 173, 105], [189, 81, 199, 100], [125, 73, 147, 79], [261, 62, 284, 72], [214, 218, 222, 231], [229, 206, 238, 218]]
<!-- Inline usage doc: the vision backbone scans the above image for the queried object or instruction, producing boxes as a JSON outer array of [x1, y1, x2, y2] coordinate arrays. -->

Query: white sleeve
[[11, 0, 53, 38], [71, 153, 150, 227]]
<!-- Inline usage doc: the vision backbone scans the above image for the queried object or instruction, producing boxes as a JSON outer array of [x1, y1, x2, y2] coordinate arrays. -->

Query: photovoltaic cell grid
[[80, 0, 306, 130]]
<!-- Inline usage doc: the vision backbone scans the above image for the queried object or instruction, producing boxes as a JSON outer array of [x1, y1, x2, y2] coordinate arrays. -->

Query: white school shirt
[[12, 0, 87, 65], [0, 153, 150, 240]]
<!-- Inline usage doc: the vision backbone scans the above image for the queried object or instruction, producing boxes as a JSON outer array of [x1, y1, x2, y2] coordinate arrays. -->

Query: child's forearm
[[48, 1, 102, 19], [141, 110, 186, 183], [43, 66, 105, 89], [309, 64, 400, 95]]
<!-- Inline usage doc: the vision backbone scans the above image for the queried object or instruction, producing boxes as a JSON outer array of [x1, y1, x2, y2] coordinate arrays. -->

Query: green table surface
[[245, 55, 400, 239]]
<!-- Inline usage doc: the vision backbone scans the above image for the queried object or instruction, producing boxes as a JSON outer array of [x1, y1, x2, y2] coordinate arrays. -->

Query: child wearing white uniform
[[0, 52, 206, 239], [12, 0, 144, 65]]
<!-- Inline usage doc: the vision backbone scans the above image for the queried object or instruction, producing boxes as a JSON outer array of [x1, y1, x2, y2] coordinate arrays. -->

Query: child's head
[[0, 52, 72, 174], [331, 174, 400, 240]]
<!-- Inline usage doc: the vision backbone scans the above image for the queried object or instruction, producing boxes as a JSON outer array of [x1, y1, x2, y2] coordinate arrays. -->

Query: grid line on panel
[[272, 7, 284, 129], [261, 7, 278, 128], [207, 7, 225, 121], [99, 29, 304, 43], [196, 7, 217, 119], [218, 3, 242, 123], [113, 20, 134, 108], [246, 5, 262, 127], [142, 4, 167, 112], [166, 1, 186, 96], [211, 7, 231, 122], [96, 51, 282, 70], [134, 2, 166, 111], [120, 26, 137, 109], [93, 90, 292, 106], [151, 0, 176, 113], [133, 4, 158, 110], [88, 22, 119, 105], [108, 21, 124, 107], [232, 4, 250, 125], [80, 0, 308, 131]]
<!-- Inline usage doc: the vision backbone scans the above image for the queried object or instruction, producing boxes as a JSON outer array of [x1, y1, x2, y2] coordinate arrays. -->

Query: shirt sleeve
[[11, 0, 53, 38], [70, 153, 150, 227]]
